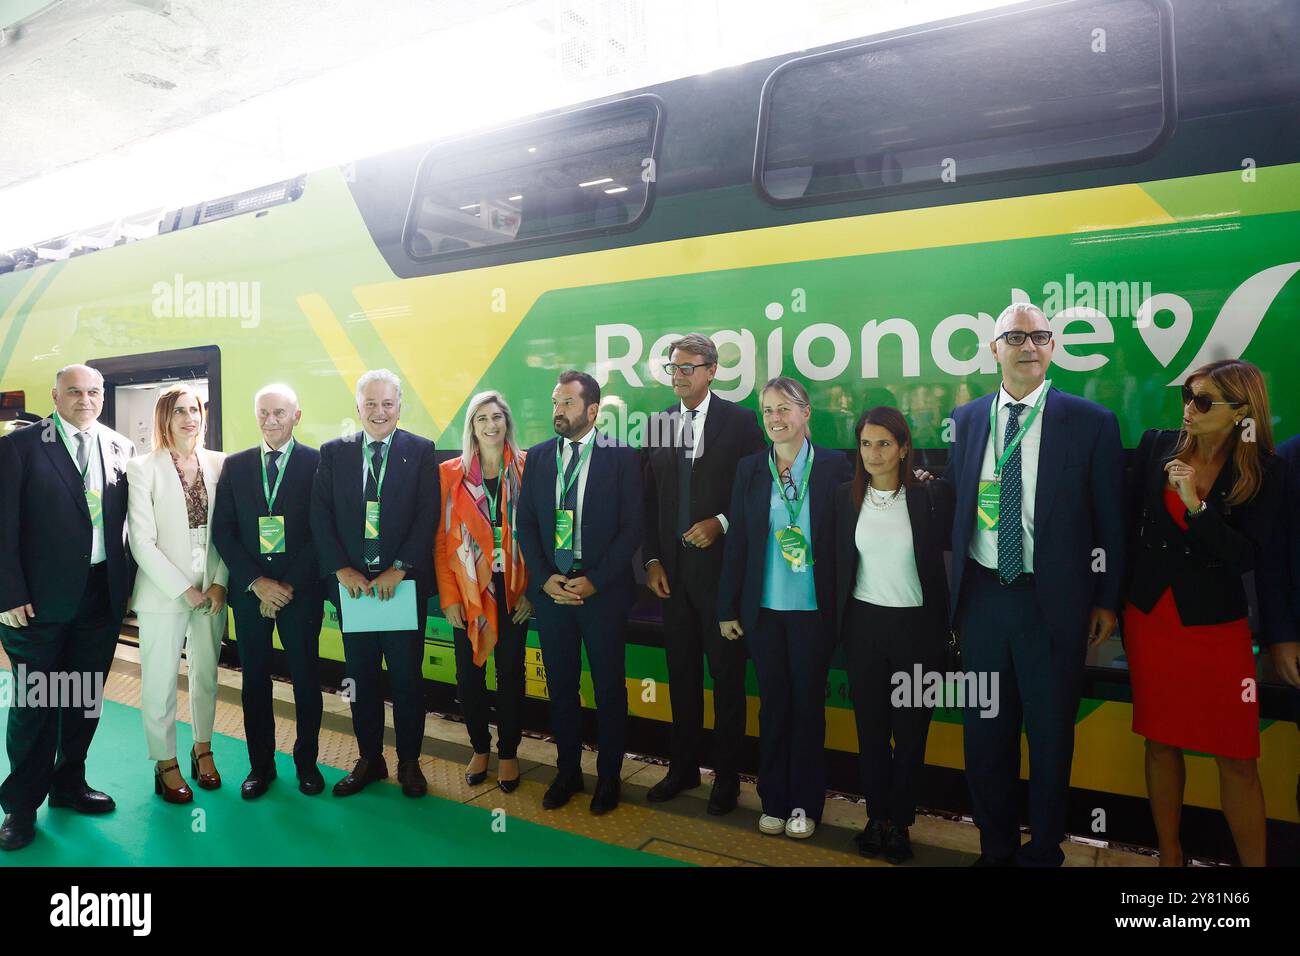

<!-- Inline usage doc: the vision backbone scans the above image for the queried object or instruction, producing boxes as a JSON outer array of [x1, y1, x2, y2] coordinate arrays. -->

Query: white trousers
[[137, 607, 225, 761]]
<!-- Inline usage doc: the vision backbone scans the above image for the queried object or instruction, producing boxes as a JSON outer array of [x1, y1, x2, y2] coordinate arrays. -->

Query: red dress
[[1122, 487, 1260, 759]]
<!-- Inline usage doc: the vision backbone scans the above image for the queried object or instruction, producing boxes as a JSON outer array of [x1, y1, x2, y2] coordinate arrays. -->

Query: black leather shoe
[[541, 772, 584, 810], [706, 775, 740, 815], [297, 765, 325, 796], [853, 818, 887, 857], [590, 777, 621, 815], [972, 853, 1017, 867], [48, 784, 116, 814], [240, 764, 277, 800], [332, 757, 388, 797], [0, 812, 36, 851], [647, 769, 701, 803], [883, 823, 913, 864], [465, 753, 490, 787], [397, 759, 428, 798]]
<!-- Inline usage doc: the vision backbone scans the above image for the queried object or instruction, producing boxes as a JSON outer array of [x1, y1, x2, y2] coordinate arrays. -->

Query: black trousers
[[747, 608, 833, 822], [452, 574, 528, 760], [0, 564, 119, 814], [534, 587, 627, 780], [231, 589, 324, 772], [662, 547, 747, 779], [843, 598, 945, 828], [958, 561, 1085, 868]]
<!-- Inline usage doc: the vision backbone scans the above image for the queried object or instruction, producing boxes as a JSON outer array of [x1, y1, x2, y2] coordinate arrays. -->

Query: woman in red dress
[[1123, 359, 1282, 866]]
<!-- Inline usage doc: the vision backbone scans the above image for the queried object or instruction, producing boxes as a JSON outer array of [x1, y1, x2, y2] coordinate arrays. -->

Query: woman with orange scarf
[[435, 391, 532, 791]]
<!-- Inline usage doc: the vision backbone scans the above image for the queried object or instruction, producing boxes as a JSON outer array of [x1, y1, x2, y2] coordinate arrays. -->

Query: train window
[[756, 0, 1174, 206], [404, 95, 662, 260]]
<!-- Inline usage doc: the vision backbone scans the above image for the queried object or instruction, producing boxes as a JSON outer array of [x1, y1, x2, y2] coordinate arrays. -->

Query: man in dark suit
[[516, 370, 643, 815], [943, 302, 1125, 867], [1257, 434, 1300, 817], [642, 334, 764, 814], [310, 369, 438, 798], [0, 364, 135, 851], [213, 384, 325, 799]]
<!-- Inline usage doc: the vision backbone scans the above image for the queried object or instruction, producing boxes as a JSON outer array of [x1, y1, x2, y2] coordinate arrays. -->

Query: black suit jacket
[[716, 443, 852, 636], [309, 428, 438, 605], [516, 432, 644, 608], [1259, 435, 1300, 647], [0, 417, 136, 622], [1123, 428, 1283, 627], [212, 441, 322, 600], [833, 478, 954, 641], [642, 394, 766, 585]]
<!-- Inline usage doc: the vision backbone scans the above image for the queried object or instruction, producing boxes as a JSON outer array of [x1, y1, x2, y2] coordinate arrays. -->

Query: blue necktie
[[555, 440, 581, 573], [997, 403, 1026, 584], [363, 441, 383, 566]]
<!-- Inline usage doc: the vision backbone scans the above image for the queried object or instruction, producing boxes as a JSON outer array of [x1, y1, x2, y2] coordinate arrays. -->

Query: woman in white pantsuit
[[126, 385, 228, 803]]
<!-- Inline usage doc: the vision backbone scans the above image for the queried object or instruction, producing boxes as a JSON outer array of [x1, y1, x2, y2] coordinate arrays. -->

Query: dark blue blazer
[[309, 428, 438, 605], [943, 386, 1126, 635], [716, 443, 852, 636], [515, 431, 644, 608], [212, 441, 321, 599], [1259, 435, 1300, 647], [0, 417, 136, 622]]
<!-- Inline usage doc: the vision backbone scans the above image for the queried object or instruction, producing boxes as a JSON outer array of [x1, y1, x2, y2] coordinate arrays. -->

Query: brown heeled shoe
[[190, 747, 221, 790], [154, 763, 193, 804]]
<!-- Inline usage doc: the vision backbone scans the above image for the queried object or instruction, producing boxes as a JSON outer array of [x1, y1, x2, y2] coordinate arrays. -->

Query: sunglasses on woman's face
[[1181, 384, 1243, 415]]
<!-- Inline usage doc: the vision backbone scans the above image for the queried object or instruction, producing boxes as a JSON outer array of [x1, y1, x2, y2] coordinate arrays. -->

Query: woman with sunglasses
[[1122, 359, 1282, 866], [717, 376, 851, 839]]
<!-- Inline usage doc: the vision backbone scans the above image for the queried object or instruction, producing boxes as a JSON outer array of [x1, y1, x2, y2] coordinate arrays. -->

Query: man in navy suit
[[0, 364, 135, 851], [516, 370, 643, 815], [212, 384, 325, 799], [1257, 435, 1300, 817], [943, 302, 1125, 867], [310, 369, 438, 799]]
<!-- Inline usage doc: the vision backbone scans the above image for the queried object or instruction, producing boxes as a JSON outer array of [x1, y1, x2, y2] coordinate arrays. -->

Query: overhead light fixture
[[604, 185, 627, 194], [578, 177, 613, 187]]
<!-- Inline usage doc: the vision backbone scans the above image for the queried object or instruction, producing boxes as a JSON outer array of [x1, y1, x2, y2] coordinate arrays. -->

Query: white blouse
[[853, 488, 923, 608]]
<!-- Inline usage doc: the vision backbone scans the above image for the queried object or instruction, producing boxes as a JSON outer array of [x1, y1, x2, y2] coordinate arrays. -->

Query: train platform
[[0, 645, 1156, 868]]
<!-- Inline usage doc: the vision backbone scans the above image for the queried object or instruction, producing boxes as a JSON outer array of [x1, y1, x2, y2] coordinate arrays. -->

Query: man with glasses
[[642, 334, 765, 813], [941, 302, 1125, 867]]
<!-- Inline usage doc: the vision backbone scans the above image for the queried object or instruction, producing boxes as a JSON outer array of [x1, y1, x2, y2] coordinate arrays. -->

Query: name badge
[[554, 509, 574, 550], [365, 501, 381, 539], [977, 480, 1001, 531], [493, 526, 503, 550], [774, 525, 810, 572], [259, 515, 286, 554], [85, 488, 103, 527]]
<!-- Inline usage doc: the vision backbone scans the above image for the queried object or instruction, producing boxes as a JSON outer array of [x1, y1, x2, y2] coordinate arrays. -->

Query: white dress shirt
[[557, 427, 598, 560], [678, 390, 729, 533], [969, 379, 1048, 572], [55, 412, 106, 565]]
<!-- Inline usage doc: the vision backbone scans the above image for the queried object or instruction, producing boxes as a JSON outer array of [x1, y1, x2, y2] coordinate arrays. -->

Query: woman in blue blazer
[[717, 376, 852, 840]]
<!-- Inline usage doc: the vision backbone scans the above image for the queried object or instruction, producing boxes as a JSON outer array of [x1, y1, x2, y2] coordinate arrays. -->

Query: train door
[[88, 346, 222, 451]]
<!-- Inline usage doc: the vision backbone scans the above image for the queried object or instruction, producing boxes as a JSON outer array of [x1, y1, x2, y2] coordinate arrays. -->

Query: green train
[[2, 0, 1298, 857]]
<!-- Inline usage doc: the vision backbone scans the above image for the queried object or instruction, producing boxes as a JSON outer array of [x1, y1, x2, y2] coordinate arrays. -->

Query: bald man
[[212, 385, 325, 798], [0, 365, 136, 851], [942, 303, 1125, 867]]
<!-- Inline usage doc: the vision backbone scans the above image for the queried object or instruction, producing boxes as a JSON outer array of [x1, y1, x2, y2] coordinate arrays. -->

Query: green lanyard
[[990, 380, 1051, 479], [767, 440, 814, 528], [260, 438, 294, 511], [555, 434, 596, 503], [366, 436, 391, 500], [483, 470, 501, 526], [53, 411, 91, 485]]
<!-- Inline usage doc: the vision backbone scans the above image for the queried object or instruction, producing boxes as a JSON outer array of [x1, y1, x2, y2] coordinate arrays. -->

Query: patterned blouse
[[172, 454, 208, 529]]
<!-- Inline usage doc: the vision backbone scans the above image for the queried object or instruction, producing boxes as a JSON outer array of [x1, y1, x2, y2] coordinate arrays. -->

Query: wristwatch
[[1186, 499, 1208, 518], [392, 559, 412, 572]]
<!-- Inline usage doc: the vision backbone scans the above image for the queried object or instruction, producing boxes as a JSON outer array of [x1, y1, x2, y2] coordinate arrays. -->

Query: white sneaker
[[784, 816, 816, 839], [758, 814, 786, 835]]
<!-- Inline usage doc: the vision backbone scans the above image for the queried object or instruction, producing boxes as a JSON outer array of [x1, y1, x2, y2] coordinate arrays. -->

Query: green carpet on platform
[[0, 689, 679, 867]]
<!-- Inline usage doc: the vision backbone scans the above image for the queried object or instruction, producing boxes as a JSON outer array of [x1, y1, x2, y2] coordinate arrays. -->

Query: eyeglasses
[[663, 362, 714, 376], [1181, 384, 1244, 415], [779, 467, 798, 502], [994, 330, 1053, 347]]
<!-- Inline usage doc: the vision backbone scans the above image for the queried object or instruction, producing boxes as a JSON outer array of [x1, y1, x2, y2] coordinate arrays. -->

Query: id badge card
[[364, 501, 381, 539], [259, 515, 286, 554], [85, 488, 103, 527], [554, 509, 574, 550], [493, 526, 503, 549], [775, 525, 810, 572], [977, 480, 1001, 531]]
